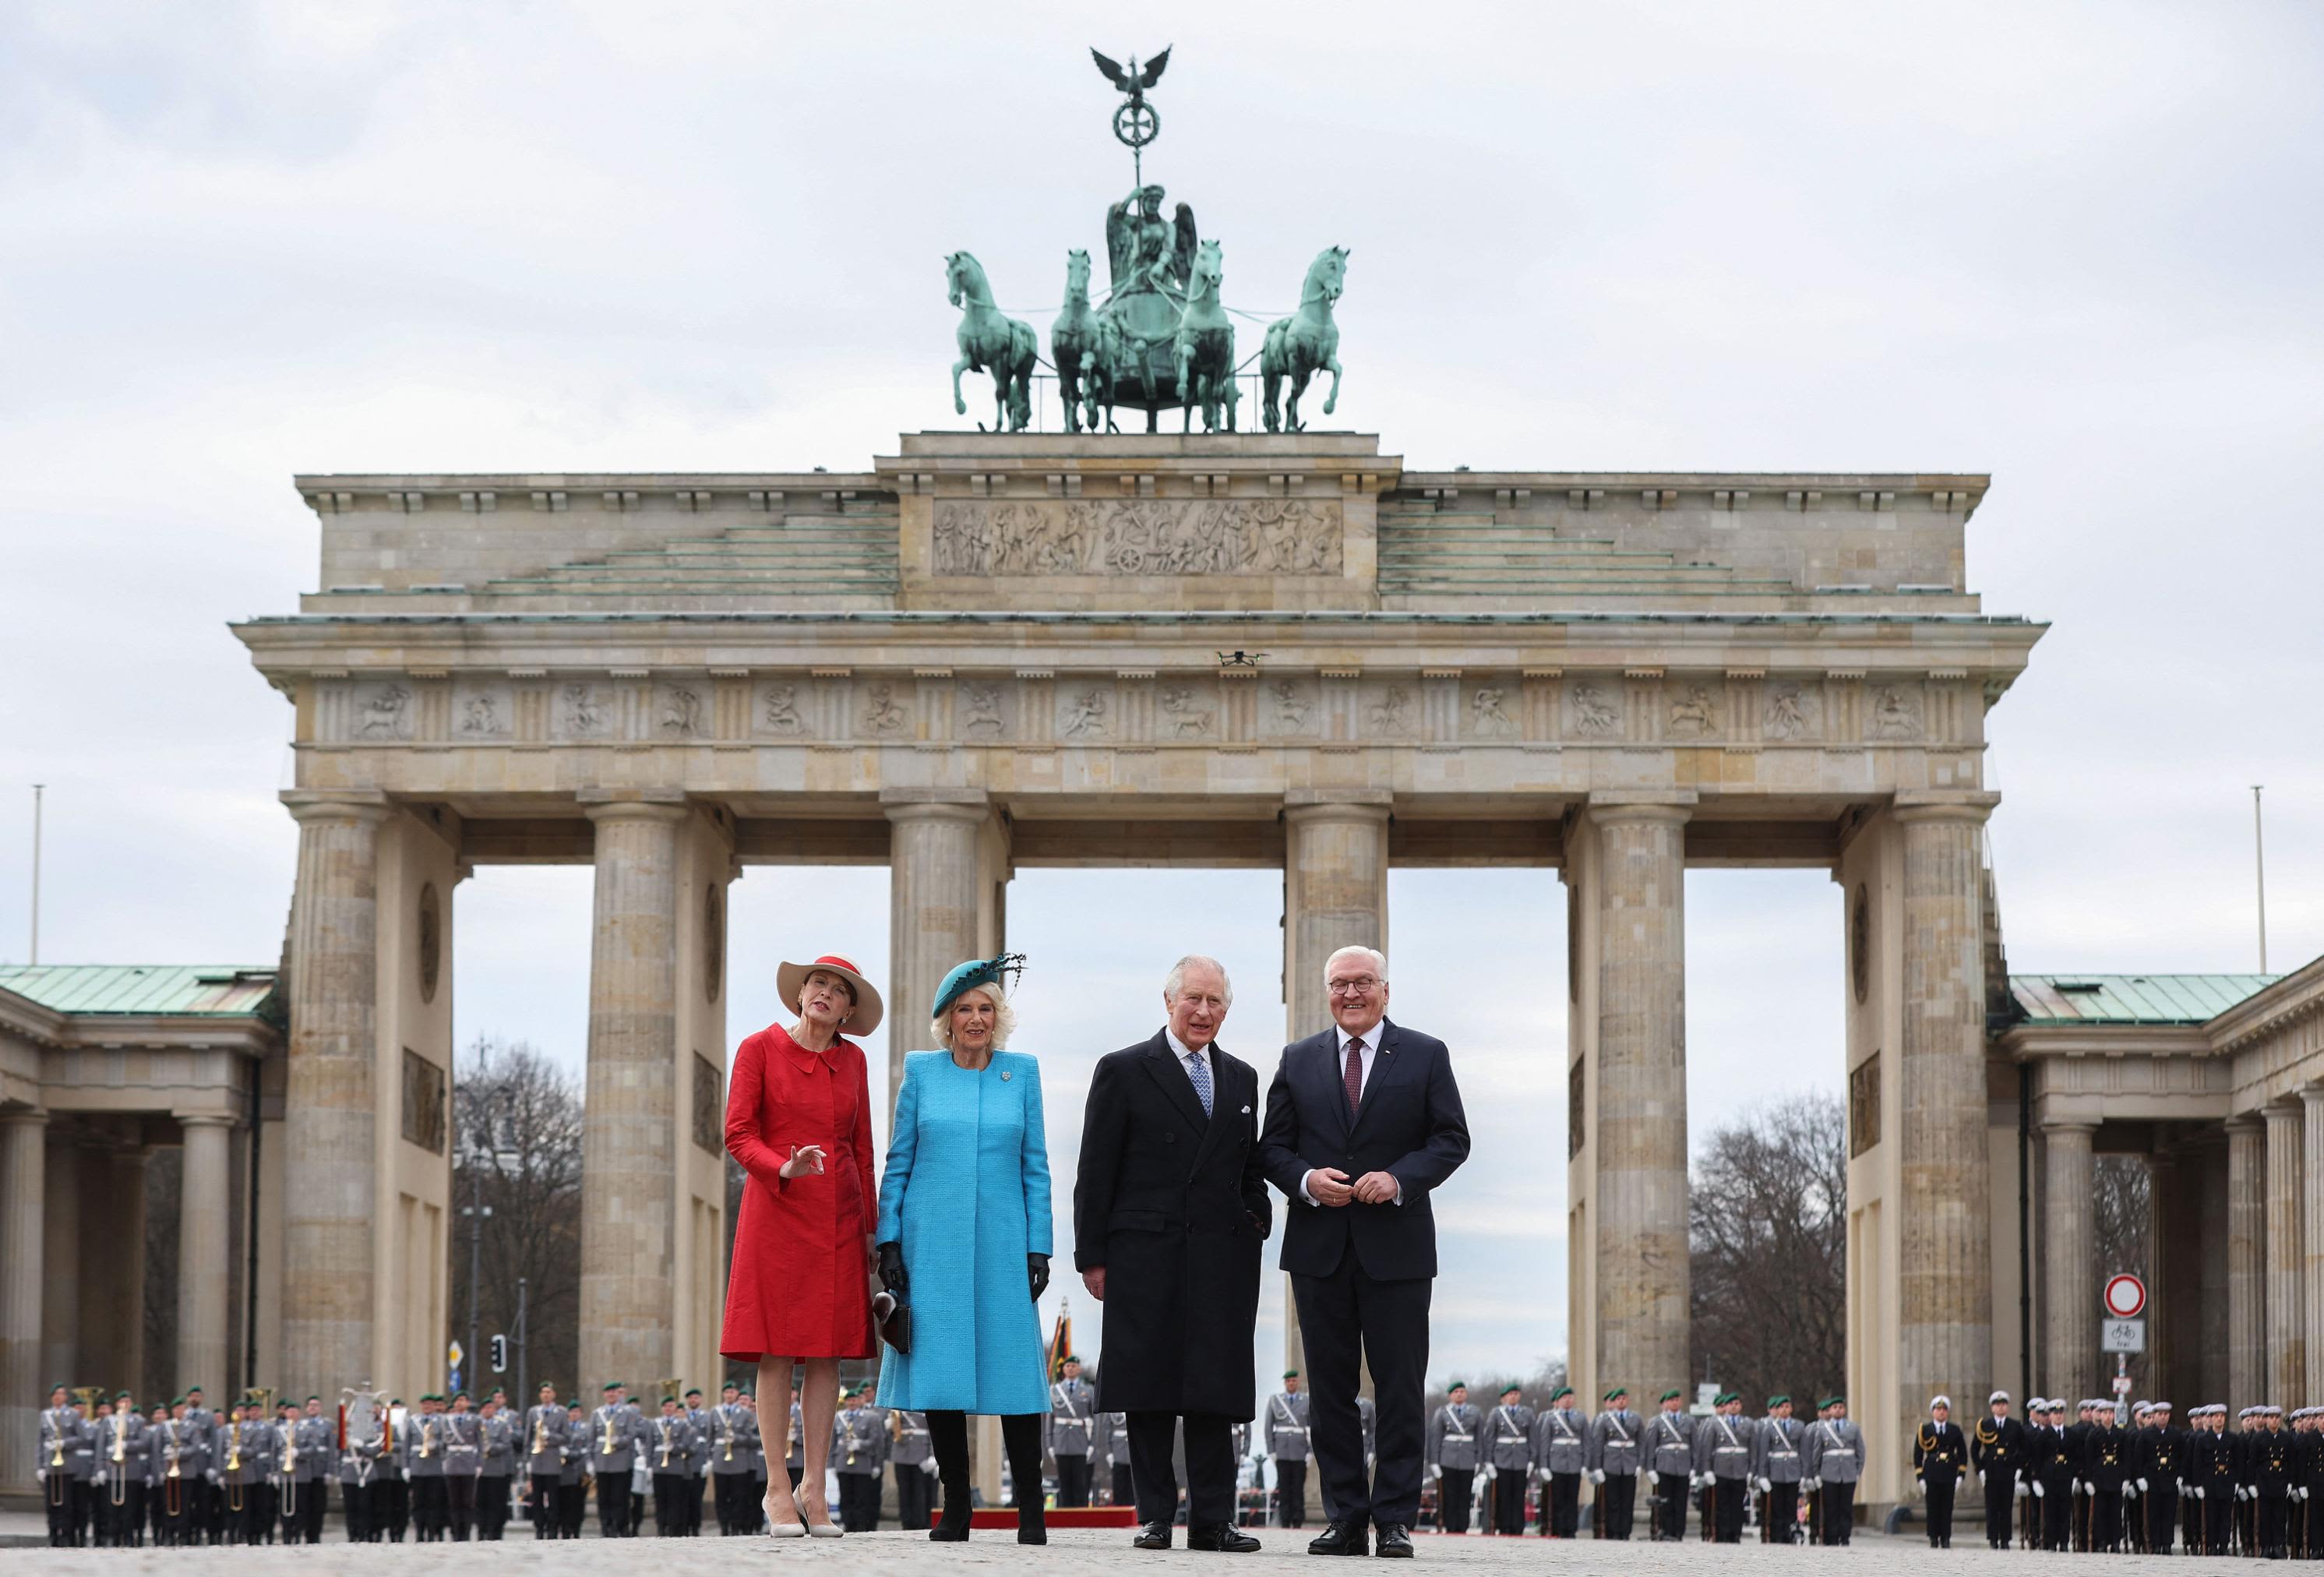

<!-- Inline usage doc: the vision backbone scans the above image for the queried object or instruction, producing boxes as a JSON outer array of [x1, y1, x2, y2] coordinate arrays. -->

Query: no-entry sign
[[2103, 1273, 2146, 1319]]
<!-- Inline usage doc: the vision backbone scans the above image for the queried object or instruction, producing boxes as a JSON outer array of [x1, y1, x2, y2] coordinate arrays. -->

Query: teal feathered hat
[[932, 953, 1027, 1019]]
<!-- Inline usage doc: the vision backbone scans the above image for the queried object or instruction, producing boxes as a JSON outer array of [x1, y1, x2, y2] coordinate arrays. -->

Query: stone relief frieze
[[759, 682, 809, 737], [1157, 683, 1217, 738], [657, 682, 707, 738], [1666, 684, 1721, 739], [958, 681, 1008, 739], [1268, 679, 1315, 732], [354, 682, 413, 740], [1363, 683, 1416, 738], [933, 497, 1344, 577], [1568, 682, 1621, 738], [557, 683, 610, 739], [860, 683, 911, 737], [1469, 685, 1519, 739], [454, 684, 511, 738], [1763, 683, 1811, 741], [1060, 685, 1111, 739], [1870, 684, 1921, 739]]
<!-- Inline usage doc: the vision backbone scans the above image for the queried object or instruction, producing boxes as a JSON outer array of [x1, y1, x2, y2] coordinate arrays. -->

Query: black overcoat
[[1073, 1030, 1271, 1418]]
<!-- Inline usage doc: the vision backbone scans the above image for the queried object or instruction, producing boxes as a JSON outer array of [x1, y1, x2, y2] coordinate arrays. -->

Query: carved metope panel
[[692, 1053, 722, 1157], [931, 497, 1345, 576], [1848, 1053, 1881, 1159], [401, 1048, 447, 1155], [453, 679, 514, 741]]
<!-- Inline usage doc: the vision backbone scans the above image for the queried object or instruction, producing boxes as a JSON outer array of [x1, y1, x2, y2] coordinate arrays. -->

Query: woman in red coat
[[721, 953, 882, 1538]]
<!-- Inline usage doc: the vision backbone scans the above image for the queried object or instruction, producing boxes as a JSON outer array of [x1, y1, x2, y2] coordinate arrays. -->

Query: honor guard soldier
[[1484, 1385, 1534, 1536], [890, 1407, 935, 1532], [558, 1401, 589, 1537], [523, 1383, 565, 1537], [143, 1403, 175, 1546], [377, 1399, 411, 1541], [647, 1395, 693, 1536], [164, 1397, 209, 1544], [270, 1400, 300, 1544], [707, 1384, 753, 1536], [1102, 1409, 1134, 1506], [784, 1381, 806, 1491], [831, 1388, 887, 1531], [1585, 1387, 1644, 1540], [1694, 1392, 1754, 1543], [679, 1388, 712, 1536], [477, 1395, 517, 1539], [1265, 1370, 1313, 1527], [1358, 1393, 1377, 1476], [39, 1383, 92, 1546], [1916, 1394, 1968, 1547], [2028, 1398, 2072, 1549], [340, 1397, 388, 1542], [439, 1392, 482, 1540], [1531, 1385, 1586, 1538], [224, 1399, 270, 1543], [2123, 1402, 2156, 1551], [403, 1395, 446, 1540], [1048, 1355, 1098, 1508], [100, 1388, 150, 1547], [1802, 1394, 1864, 1544], [2086, 1397, 2129, 1551], [1752, 1395, 1804, 1543], [589, 1383, 639, 1537], [1965, 1390, 2020, 1548], [291, 1396, 333, 1543], [1426, 1381, 1483, 1533], [178, 1388, 217, 1544], [1642, 1388, 1694, 1542], [2251, 1405, 2294, 1558], [2132, 1398, 2184, 1554]]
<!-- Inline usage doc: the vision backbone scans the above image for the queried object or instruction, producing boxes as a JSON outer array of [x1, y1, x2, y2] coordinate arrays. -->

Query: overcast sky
[[4, 2, 2320, 1402]]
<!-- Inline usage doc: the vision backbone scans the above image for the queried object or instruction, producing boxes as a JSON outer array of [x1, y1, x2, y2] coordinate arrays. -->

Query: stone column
[[1892, 794, 1997, 1428], [883, 792, 998, 1098], [2147, 1151, 2175, 1399], [176, 1116, 234, 1396], [0, 1110, 47, 1494], [2040, 1121, 2097, 1394], [1283, 795, 1391, 1040], [2262, 1099, 2305, 1403], [113, 1148, 148, 1394], [1588, 792, 1692, 1396], [2303, 1085, 2324, 1402], [279, 791, 390, 1399], [2225, 1115, 2266, 1414], [578, 793, 687, 1395], [41, 1132, 79, 1388]]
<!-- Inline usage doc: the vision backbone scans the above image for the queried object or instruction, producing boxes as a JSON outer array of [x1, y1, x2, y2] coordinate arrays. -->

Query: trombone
[[109, 1409, 129, 1508]]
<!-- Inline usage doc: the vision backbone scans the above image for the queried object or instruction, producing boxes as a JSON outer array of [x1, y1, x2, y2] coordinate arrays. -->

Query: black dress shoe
[[1133, 1522, 1173, 1550], [1374, 1522, 1416, 1558], [1307, 1519, 1370, 1555], [1187, 1522, 1262, 1552]]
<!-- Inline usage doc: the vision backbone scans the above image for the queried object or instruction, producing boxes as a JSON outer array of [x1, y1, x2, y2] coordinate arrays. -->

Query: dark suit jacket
[[1258, 1018, 1469, 1282], [1074, 1031, 1271, 1417]]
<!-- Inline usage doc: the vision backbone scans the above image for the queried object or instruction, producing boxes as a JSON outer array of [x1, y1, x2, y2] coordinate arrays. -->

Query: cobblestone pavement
[[1, 1527, 2204, 1573]]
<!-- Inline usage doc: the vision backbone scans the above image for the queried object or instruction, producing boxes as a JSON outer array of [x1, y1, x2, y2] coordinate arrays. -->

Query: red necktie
[[1343, 1036, 1363, 1116]]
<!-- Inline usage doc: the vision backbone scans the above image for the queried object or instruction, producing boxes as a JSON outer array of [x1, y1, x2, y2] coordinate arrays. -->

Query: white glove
[[33, 1468, 44, 1483], [2124, 1483, 2139, 1501], [2072, 1477, 2083, 1495], [1805, 1476, 1821, 1491], [1645, 1469, 1658, 1487], [1756, 1476, 1772, 1493], [2138, 1477, 2149, 1492], [1590, 1469, 1606, 1484], [2033, 1480, 2046, 1498], [2016, 1480, 2030, 1499], [1482, 1464, 1497, 1482], [2191, 1486, 2202, 1501], [921, 1459, 936, 1476], [1428, 1464, 1442, 1482], [1977, 1469, 1986, 1487], [2237, 1486, 2249, 1501]]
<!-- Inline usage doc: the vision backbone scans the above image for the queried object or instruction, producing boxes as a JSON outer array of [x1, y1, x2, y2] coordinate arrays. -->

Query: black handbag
[[874, 1289, 912, 1355]]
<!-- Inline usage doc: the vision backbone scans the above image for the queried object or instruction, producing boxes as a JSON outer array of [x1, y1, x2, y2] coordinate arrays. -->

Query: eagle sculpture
[[1090, 45, 1171, 93]]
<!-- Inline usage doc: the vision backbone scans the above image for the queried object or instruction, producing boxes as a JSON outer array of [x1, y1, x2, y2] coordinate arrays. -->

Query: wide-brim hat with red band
[[775, 954, 883, 1035]]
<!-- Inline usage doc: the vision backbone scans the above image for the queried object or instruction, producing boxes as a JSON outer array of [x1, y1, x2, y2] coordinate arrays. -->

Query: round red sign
[[2103, 1273, 2146, 1319]]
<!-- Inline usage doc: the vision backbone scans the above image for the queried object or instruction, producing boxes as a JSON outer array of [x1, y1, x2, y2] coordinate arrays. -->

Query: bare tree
[[450, 1036, 584, 1400], [2090, 1154, 2151, 1392], [1687, 1092, 1847, 1412]]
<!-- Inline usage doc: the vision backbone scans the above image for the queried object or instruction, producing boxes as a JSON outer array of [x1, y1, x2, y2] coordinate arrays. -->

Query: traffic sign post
[[2104, 1274, 2146, 1320], [2100, 1275, 2146, 1421], [2101, 1318, 2146, 1353]]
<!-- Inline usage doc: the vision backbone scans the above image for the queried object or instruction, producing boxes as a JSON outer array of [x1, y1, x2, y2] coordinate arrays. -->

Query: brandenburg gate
[[233, 431, 2040, 1512]]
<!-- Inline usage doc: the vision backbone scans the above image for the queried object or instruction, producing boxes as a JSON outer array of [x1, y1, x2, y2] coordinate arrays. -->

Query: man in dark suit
[[1260, 944, 1470, 1558], [1075, 954, 1271, 1554]]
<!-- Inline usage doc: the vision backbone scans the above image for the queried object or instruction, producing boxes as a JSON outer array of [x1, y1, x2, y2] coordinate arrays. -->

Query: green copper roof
[[2008, 973, 2279, 1026], [0, 965, 280, 1018]]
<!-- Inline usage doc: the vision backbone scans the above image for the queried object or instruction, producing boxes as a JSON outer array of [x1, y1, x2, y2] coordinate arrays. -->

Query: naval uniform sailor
[[1917, 1394, 1970, 1548], [1426, 1384, 1482, 1533], [1531, 1386, 1586, 1538], [1485, 1386, 1536, 1536], [2131, 1399, 2185, 1554], [1266, 1373, 1313, 1528]]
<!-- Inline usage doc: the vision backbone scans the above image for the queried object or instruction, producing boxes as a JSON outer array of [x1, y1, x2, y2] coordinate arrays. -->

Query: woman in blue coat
[[874, 954, 1053, 1542]]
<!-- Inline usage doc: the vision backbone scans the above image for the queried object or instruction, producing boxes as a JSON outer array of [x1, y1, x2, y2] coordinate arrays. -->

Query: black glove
[[1028, 1253, 1050, 1300], [876, 1240, 908, 1294]]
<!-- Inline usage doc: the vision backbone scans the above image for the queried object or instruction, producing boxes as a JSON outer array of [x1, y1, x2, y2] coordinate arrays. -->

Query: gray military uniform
[[1697, 1413, 1757, 1481], [1536, 1405, 1589, 1477], [1427, 1402, 1482, 1471], [1266, 1391, 1312, 1462]]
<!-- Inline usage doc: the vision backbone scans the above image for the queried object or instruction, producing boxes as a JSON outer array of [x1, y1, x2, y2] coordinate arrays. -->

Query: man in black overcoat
[[1260, 944, 1470, 1558], [1075, 954, 1271, 1554]]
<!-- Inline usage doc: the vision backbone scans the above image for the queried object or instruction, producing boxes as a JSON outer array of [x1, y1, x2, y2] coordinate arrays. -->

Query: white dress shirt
[[1164, 1027, 1213, 1088], [1301, 1021, 1402, 1206]]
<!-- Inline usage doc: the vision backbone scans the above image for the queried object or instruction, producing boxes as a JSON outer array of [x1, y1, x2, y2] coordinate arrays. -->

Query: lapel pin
[[1000, 1070, 1012, 1081]]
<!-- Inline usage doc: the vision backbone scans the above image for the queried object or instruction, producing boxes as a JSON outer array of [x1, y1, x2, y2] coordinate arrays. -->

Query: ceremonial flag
[[1046, 1303, 1073, 1381]]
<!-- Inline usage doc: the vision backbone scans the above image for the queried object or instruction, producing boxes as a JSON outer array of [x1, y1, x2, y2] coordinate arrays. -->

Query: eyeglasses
[[1326, 976, 1380, 996]]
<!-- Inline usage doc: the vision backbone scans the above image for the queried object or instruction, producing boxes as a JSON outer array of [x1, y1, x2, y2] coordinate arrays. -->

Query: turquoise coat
[[873, 1050, 1053, 1415]]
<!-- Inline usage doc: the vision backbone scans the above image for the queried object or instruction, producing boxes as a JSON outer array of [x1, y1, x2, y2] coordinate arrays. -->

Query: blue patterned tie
[[1184, 1052, 1213, 1117]]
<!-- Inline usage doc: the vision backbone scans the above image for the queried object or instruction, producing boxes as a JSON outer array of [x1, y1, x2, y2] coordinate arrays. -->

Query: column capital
[[2225, 1113, 2266, 1135], [2261, 1096, 2305, 1121], [579, 788, 689, 824], [1585, 788, 1696, 824], [880, 788, 992, 823], [1892, 789, 2002, 825], [280, 788, 392, 824], [1284, 792, 1393, 825], [0, 1107, 48, 1130], [2298, 1081, 2324, 1108], [175, 1113, 236, 1131], [2039, 1118, 2098, 1138]]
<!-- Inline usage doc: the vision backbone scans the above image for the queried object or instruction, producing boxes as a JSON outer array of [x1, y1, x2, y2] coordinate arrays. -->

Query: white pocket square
[[1241, 1104, 1251, 1113]]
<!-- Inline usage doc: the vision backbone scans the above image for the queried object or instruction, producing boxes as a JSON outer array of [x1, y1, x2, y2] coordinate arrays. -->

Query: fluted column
[[2225, 1116, 2265, 1414], [1893, 795, 1996, 1429], [579, 794, 687, 1395], [2040, 1121, 2097, 1395], [0, 1110, 48, 1494], [2303, 1085, 2324, 1402], [40, 1132, 79, 1388], [2263, 1100, 2305, 1403], [279, 791, 389, 1399], [1589, 792, 1692, 1396], [885, 794, 994, 1100], [176, 1116, 234, 1397], [2147, 1152, 2175, 1400]]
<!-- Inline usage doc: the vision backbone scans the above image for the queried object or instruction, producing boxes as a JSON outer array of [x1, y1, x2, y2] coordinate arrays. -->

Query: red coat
[[719, 1022, 876, 1362]]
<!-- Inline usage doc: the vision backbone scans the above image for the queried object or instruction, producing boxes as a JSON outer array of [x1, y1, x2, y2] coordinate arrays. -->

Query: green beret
[[171, 1395, 187, 1407], [1717, 1392, 1738, 1406], [1446, 1381, 1468, 1392], [1550, 1387, 1575, 1402], [684, 1388, 702, 1399], [1659, 1389, 1683, 1403], [602, 1382, 621, 1392], [1603, 1387, 1628, 1402], [115, 1390, 132, 1400], [1063, 1355, 1080, 1364], [1767, 1394, 1790, 1406], [1821, 1395, 1845, 1409], [1283, 1370, 1301, 1380], [1501, 1385, 1522, 1396]]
